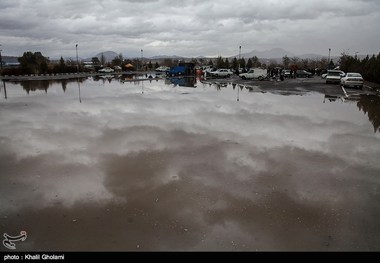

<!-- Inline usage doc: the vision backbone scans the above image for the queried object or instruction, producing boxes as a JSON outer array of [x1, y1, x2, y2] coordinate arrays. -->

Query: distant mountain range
[[79, 48, 327, 62], [5, 48, 370, 64], [239, 48, 295, 59], [145, 48, 327, 61], [237, 48, 325, 60], [150, 55, 185, 60]]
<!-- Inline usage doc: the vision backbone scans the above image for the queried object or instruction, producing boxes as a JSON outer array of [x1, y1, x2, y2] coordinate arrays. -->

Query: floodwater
[[0, 77, 380, 251]]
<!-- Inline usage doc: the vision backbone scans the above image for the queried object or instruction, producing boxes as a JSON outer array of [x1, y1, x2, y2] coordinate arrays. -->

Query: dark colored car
[[296, 70, 312, 78]]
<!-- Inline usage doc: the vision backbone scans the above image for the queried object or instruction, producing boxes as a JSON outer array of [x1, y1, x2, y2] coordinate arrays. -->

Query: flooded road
[[1, 77, 380, 251]]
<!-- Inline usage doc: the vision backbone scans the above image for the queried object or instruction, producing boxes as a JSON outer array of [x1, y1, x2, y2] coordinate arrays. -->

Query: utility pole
[[76, 44, 79, 73]]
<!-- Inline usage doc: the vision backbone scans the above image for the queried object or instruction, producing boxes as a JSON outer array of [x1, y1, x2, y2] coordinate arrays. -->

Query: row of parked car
[[156, 65, 364, 88], [205, 68, 268, 79], [323, 70, 364, 88]]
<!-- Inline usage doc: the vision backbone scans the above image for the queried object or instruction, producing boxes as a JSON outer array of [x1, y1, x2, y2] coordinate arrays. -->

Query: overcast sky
[[1, 0, 379, 59]]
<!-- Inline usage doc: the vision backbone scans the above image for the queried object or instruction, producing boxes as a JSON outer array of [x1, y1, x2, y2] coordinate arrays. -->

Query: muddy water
[[0, 78, 380, 251]]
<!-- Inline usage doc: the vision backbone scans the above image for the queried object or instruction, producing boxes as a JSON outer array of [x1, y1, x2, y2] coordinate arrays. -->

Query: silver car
[[340, 72, 364, 88], [209, 69, 232, 78]]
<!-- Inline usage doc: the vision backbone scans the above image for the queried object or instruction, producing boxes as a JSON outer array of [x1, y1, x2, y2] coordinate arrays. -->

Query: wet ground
[[1, 77, 380, 251]]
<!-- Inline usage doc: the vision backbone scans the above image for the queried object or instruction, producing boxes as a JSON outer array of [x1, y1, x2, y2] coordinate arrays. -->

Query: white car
[[326, 70, 344, 84], [203, 67, 215, 75], [209, 69, 232, 78], [155, 66, 170, 72], [340, 72, 364, 88], [98, 67, 114, 73], [322, 70, 344, 79]]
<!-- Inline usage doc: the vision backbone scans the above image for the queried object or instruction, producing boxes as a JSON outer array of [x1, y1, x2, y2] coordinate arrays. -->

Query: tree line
[[339, 53, 380, 84], [0, 51, 160, 75], [2, 51, 380, 84]]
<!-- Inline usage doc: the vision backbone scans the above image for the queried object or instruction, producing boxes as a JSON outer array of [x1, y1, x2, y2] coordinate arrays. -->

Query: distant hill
[[79, 48, 328, 63], [238, 48, 296, 59], [95, 51, 119, 62], [298, 53, 326, 59], [235, 48, 325, 60], [150, 55, 185, 60], [48, 48, 369, 65]]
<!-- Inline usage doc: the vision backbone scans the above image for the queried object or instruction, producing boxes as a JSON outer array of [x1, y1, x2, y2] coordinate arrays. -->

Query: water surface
[[1, 78, 379, 251]]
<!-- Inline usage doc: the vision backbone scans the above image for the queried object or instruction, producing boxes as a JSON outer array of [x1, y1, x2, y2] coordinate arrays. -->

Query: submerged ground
[[1, 77, 380, 251]]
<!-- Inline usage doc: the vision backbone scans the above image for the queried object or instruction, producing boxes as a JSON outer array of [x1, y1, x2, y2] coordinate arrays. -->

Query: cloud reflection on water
[[0, 79, 379, 250]]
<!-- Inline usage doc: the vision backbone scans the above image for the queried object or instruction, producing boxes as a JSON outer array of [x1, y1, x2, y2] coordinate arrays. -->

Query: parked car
[[209, 69, 232, 78], [203, 67, 216, 76], [322, 70, 344, 79], [98, 67, 114, 73], [155, 66, 170, 72], [201, 66, 213, 71], [295, 70, 312, 78], [282, 69, 292, 78], [326, 70, 344, 84], [340, 72, 364, 88], [239, 68, 268, 80]]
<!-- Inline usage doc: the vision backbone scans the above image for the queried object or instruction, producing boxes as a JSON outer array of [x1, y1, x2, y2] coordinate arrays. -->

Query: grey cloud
[[1, 0, 379, 57], [0, 16, 39, 31]]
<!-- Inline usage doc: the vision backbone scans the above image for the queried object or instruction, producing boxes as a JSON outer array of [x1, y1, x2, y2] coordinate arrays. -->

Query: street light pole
[[141, 49, 143, 72], [0, 44, 3, 71], [328, 48, 331, 63], [76, 44, 79, 73], [238, 46, 241, 72]]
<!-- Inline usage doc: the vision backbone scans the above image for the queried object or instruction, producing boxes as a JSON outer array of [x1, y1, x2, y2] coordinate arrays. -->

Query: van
[[239, 68, 268, 80]]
